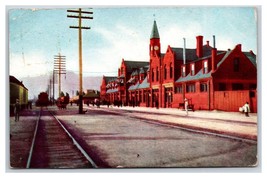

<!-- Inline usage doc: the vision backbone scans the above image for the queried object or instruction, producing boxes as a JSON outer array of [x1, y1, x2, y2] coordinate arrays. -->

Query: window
[[143, 92, 146, 102], [218, 83, 226, 91], [203, 61, 208, 74], [249, 91, 255, 98], [156, 67, 159, 81], [152, 69, 154, 82], [200, 83, 208, 92], [164, 65, 167, 80], [186, 84, 196, 93], [176, 85, 183, 93], [170, 63, 173, 79], [182, 66, 186, 77], [232, 83, 243, 90], [191, 64, 195, 76], [233, 58, 240, 72], [249, 84, 257, 90]]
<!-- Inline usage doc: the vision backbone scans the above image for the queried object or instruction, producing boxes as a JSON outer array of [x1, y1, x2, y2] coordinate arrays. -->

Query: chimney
[[206, 41, 210, 47], [212, 48, 217, 72], [183, 38, 186, 65], [196, 35, 203, 58], [213, 35, 216, 48], [236, 44, 242, 51]]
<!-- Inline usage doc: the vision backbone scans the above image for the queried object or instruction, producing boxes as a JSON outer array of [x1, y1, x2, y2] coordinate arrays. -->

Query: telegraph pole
[[67, 8, 93, 114], [54, 53, 66, 99]]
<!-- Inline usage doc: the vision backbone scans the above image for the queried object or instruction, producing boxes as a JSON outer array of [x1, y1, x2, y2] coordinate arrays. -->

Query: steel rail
[[128, 116, 257, 144], [50, 112, 98, 168], [97, 107, 257, 144], [26, 109, 41, 168]]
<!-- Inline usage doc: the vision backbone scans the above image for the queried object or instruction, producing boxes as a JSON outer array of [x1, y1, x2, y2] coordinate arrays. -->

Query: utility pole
[[53, 70, 55, 105], [67, 8, 93, 114], [54, 53, 66, 99]]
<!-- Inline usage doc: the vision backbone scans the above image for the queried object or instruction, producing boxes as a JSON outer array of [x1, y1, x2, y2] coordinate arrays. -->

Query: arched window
[[170, 63, 173, 79], [156, 67, 159, 81], [164, 65, 167, 80], [152, 68, 154, 82]]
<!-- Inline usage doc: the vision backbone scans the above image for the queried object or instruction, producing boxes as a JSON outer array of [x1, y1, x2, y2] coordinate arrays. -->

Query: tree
[[65, 92, 70, 104], [60, 91, 65, 97]]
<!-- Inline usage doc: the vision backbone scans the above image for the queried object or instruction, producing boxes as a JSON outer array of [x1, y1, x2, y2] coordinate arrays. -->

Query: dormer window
[[182, 66, 186, 77], [203, 61, 208, 74], [191, 64, 195, 75]]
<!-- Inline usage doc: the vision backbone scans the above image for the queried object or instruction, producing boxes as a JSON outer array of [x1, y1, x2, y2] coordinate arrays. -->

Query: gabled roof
[[176, 70, 211, 83], [128, 76, 150, 90], [106, 88, 118, 94], [10, 75, 28, 90], [104, 76, 117, 83], [244, 52, 257, 67], [150, 20, 160, 39], [124, 61, 149, 73], [170, 45, 223, 62], [139, 67, 145, 74], [129, 81, 140, 91], [217, 50, 232, 68], [171, 47, 197, 61], [138, 76, 150, 89]]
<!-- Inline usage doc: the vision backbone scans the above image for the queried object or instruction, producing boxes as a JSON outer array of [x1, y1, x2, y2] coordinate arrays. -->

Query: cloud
[[83, 23, 149, 76], [9, 51, 52, 78], [160, 22, 203, 50]]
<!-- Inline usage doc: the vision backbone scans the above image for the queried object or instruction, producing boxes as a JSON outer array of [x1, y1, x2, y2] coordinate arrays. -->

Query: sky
[[2, 1, 267, 176], [9, 7, 257, 79]]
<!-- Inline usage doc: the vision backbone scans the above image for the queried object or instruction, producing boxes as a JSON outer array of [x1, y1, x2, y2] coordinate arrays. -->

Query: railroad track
[[91, 107, 257, 144], [26, 107, 97, 168]]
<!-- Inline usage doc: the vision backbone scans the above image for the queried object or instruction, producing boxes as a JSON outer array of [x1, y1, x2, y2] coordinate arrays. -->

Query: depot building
[[100, 20, 257, 112]]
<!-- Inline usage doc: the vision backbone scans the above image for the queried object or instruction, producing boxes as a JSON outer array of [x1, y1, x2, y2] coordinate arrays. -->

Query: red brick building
[[100, 20, 257, 112]]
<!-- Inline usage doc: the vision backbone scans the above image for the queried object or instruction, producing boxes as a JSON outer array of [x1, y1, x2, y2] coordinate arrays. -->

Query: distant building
[[100, 20, 257, 112], [71, 89, 100, 105], [83, 89, 100, 104], [10, 75, 28, 114]]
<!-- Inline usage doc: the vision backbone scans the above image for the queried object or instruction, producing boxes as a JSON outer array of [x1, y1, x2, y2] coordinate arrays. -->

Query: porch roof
[[106, 88, 118, 93], [175, 70, 211, 83]]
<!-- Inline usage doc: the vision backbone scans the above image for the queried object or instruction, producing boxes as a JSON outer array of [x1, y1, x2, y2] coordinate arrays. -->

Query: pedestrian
[[243, 102, 250, 117], [184, 98, 188, 116], [14, 99, 20, 122]]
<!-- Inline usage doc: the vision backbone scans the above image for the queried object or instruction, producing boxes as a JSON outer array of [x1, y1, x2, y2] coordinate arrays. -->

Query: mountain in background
[[19, 71, 102, 100]]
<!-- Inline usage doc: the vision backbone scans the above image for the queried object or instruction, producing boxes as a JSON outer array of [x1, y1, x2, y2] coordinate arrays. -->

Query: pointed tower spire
[[150, 20, 160, 39]]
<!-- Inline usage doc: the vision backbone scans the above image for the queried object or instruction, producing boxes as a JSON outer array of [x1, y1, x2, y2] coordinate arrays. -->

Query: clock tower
[[150, 20, 161, 57]]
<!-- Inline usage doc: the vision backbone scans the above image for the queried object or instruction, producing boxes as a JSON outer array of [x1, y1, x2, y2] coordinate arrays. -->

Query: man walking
[[244, 102, 250, 117], [14, 99, 20, 122]]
